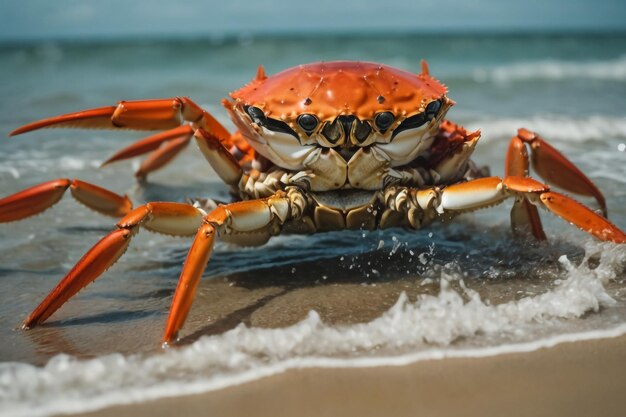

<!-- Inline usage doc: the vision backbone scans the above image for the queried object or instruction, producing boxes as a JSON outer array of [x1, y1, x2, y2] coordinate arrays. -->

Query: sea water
[[0, 33, 625, 416]]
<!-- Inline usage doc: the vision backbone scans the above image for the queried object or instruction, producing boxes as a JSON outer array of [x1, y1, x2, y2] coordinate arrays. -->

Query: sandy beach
[[74, 334, 626, 417]]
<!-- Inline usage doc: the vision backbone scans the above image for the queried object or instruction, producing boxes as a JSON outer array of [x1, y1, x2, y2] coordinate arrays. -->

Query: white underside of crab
[[230, 105, 477, 192]]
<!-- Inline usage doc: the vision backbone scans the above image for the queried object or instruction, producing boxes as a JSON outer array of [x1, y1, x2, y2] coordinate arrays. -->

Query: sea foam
[[465, 115, 626, 143], [1, 242, 624, 417], [472, 56, 626, 83]]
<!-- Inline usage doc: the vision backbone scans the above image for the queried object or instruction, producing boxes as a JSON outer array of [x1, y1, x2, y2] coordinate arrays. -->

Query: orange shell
[[229, 61, 448, 122]]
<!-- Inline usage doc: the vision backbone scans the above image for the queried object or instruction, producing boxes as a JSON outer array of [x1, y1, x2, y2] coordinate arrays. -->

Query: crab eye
[[425, 100, 441, 120], [246, 106, 266, 124], [297, 114, 319, 133], [374, 112, 394, 132]]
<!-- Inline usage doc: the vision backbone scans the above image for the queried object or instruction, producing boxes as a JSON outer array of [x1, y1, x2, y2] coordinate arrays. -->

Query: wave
[[463, 115, 626, 143], [472, 56, 626, 83], [1, 242, 625, 417]]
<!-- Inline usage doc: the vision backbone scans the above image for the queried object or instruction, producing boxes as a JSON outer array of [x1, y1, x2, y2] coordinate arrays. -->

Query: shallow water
[[0, 33, 625, 416]]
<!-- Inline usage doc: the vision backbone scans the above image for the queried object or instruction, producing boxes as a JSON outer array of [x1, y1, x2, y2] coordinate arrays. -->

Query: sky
[[1, 0, 625, 41]]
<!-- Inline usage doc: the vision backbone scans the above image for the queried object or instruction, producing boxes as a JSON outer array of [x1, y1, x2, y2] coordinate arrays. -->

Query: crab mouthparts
[[338, 115, 356, 137], [323, 115, 372, 146], [337, 146, 360, 161]]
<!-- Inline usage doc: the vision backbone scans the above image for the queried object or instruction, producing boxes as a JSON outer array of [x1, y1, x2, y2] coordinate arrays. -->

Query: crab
[[1, 61, 625, 345]]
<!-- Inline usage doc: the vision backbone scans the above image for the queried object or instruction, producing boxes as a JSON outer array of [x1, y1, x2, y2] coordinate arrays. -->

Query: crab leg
[[118, 126, 244, 183], [163, 223, 215, 342], [101, 125, 195, 167], [194, 128, 243, 185], [438, 176, 626, 243], [102, 126, 248, 181], [10, 97, 232, 179], [10, 97, 229, 138], [509, 198, 546, 241], [135, 136, 193, 180], [102, 125, 195, 179], [505, 134, 546, 240], [23, 202, 205, 327], [162, 190, 301, 343], [510, 128, 607, 216], [0, 179, 132, 223]]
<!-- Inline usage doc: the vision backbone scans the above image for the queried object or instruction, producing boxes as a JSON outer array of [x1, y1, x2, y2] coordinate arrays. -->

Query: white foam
[[0, 155, 102, 178], [460, 115, 626, 184], [1, 242, 625, 417], [0, 166, 20, 179], [473, 56, 626, 83], [464, 115, 626, 143]]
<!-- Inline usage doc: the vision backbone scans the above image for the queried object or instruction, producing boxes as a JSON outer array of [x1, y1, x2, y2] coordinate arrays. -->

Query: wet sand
[[74, 334, 626, 417]]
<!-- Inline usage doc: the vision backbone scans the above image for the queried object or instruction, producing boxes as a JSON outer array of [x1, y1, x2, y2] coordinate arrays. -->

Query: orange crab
[[1, 61, 624, 344]]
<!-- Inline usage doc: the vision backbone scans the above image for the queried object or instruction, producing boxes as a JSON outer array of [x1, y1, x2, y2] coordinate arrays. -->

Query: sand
[[72, 334, 626, 417]]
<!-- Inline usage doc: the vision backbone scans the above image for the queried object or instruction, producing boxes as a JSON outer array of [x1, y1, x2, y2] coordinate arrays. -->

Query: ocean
[[0, 33, 625, 416]]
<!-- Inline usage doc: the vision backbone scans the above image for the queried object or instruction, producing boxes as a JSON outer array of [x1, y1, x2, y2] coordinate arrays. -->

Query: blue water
[[0, 33, 625, 416]]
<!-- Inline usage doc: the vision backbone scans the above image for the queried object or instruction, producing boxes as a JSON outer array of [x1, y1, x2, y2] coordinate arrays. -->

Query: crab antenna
[[255, 65, 267, 81], [421, 60, 430, 76]]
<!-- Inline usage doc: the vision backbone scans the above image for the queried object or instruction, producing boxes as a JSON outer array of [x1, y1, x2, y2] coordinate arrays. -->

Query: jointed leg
[[505, 128, 609, 240], [18, 185, 305, 344], [193, 128, 244, 186], [123, 127, 250, 181], [438, 176, 625, 243], [10, 97, 236, 179], [0, 178, 132, 223], [102, 125, 245, 182], [505, 131, 546, 240], [10, 97, 230, 137], [506, 128, 606, 215], [382, 177, 624, 242], [135, 135, 193, 180], [162, 189, 305, 343], [101, 125, 194, 166], [23, 202, 205, 327]]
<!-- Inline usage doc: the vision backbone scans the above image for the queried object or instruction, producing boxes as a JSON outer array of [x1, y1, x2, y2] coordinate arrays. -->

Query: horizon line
[[1, 27, 626, 47]]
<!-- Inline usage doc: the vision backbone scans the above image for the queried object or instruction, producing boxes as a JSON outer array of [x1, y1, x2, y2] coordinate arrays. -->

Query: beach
[[77, 334, 626, 417]]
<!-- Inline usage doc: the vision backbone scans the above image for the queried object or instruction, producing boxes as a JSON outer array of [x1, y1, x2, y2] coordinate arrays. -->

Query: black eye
[[297, 114, 318, 133], [425, 100, 441, 120], [246, 106, 266, 124], [375, 112, 395, 132]]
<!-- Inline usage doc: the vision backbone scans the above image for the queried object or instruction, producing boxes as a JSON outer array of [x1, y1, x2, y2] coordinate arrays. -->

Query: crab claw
[[517, 128, 607, 216], [0, 179, 132, 223], [23, 229, 132, 327], [162, 223, 215, 344]]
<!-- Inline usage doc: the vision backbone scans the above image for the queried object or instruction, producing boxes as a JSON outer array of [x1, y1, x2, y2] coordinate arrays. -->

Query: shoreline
[[73, 333, 626, 417]]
